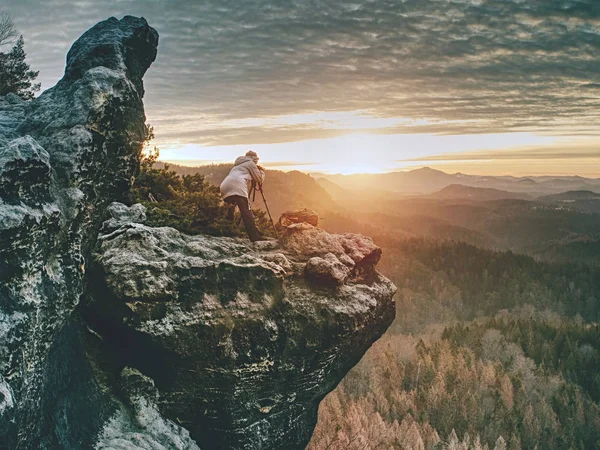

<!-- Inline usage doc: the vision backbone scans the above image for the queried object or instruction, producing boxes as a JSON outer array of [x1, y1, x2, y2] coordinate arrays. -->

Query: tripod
[[249, 181, 279, 239]]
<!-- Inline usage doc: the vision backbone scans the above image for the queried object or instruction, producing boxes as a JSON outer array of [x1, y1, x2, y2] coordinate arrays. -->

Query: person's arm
[[248, 162, 265, 186]]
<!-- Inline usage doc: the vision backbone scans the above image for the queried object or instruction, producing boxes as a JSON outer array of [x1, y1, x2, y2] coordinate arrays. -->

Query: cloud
[[4, 0, 600, 145]]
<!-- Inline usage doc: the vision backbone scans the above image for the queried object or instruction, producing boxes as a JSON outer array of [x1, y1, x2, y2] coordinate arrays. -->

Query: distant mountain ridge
[[427, 184, 532, 201], [314, 172, 600, 265], [539, 190, 600, 202], [538, 190, 600, 214], [315, 167, 600, 196]]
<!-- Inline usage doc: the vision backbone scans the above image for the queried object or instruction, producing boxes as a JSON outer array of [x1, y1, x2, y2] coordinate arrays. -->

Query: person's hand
[[257, 165, 265, 171]]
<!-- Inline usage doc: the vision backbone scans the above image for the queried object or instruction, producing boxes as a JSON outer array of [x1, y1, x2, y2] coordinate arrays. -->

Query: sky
[[2, 0, 599, 176]]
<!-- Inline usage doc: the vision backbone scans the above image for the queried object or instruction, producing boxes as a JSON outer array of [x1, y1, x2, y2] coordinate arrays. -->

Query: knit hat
[[246, 150, 259, 163]]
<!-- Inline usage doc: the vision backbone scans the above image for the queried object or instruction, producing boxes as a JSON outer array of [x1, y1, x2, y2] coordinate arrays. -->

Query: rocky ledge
[[0, 15, 395, 450], [87, 203, 395, 449]]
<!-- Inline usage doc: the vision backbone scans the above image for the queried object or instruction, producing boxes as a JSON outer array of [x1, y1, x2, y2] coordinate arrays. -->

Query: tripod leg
[[259, 188, 279, 240]]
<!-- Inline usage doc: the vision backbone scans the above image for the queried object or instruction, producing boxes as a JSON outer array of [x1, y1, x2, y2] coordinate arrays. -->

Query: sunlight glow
[[154, 131, 590, 176]]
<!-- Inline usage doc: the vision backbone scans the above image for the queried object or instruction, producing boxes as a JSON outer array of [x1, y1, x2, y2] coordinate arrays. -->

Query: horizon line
[[158, 159, 600, 180]]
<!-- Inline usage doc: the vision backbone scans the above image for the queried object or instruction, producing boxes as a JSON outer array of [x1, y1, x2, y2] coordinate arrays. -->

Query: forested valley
[[308, 237, 600, 450]]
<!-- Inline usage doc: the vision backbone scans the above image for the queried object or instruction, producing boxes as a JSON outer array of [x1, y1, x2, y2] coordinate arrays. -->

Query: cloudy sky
[[3, 0, 600, 175]]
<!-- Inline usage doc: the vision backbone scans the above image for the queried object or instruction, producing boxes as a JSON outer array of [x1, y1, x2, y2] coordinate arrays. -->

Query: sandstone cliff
[[0, 17, 395, 450]]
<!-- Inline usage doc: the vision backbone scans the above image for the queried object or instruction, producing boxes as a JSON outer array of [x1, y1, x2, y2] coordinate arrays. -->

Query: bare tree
[[0, 12, 17, 47]]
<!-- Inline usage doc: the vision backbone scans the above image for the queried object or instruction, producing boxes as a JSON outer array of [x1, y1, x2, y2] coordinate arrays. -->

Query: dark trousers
[[224, 195, 262, 241]]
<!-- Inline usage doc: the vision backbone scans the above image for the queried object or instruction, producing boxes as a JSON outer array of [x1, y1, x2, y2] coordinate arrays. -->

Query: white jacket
[[220, 156, 265, 199]]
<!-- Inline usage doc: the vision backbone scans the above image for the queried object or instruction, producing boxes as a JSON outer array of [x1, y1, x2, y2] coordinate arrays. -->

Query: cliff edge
[[0, 17, 395, 450]]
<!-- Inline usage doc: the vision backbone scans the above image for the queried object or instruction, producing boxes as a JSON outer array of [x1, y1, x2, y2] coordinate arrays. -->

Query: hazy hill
[[320, 167, 458, 194], [316, 177, 407, 213], [426, 184, 532, 201], [518, 177, 537, 184], [316, 167, 600, 196], [539, 190, 600, 202], [538, 190, 600, 214], [315, 178, 349, 199]]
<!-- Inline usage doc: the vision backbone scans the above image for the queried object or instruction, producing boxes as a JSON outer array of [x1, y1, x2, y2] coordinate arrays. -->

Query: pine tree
[[0, 35, 40, 99], [493, 436, 507, 450]]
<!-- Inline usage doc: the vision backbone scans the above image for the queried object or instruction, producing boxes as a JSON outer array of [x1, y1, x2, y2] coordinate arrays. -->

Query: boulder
[[339, 233, 382, 265], [280, 223, 346, 257], [305, 253, 351, 286], [279, 222, 383, 279]]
